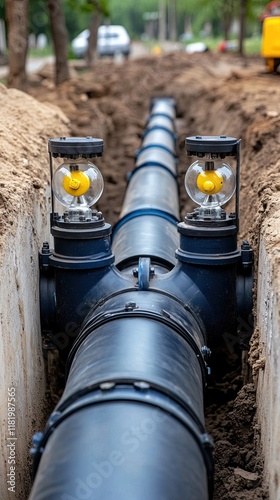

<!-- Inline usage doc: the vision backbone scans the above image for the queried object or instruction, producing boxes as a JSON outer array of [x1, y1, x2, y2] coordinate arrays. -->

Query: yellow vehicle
[[261, 15, 280, 72]]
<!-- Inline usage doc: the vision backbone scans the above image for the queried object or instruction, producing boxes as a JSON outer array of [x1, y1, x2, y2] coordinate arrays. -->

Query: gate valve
[[49, 137, 104, 223], [185, 135, 240, 222]]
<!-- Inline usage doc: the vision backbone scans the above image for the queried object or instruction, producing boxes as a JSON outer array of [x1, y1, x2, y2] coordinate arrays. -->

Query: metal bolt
[[100, 382, 116, 391], [241, 239, 250, 249], [47, 411, 61, 428], [125, 301, 136, 311], [42, 241, 50, 255], [32, 432, 43, 446], [42, 242, 50, 254], [200, 433, 214, 449], [134, 381, 150, 391], [201, 346, 211, 359]]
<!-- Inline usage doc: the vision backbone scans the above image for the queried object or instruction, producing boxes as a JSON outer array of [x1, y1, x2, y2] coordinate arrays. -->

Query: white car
[[185, 42, 209, 54], [72, 25, 131, 59]]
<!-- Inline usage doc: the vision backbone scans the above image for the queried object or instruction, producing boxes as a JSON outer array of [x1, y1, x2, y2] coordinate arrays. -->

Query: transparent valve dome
[[52, 159, 104, 221], [185, 159, 236, 219]]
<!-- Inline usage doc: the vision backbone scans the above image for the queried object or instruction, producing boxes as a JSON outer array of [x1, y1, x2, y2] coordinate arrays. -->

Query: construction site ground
[[2, 50, 280, 499]]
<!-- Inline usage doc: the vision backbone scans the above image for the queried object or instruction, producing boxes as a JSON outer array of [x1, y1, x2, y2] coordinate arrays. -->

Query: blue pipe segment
[[112, 98, 179, 270]]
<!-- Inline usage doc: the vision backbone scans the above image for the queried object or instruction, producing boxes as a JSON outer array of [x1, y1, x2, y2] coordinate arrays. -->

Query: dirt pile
[[26, 51, 280, 499], [0, 83, 69, 250]]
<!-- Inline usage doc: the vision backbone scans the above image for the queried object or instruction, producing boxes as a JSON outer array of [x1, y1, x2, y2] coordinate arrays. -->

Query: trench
[[1, 52, 280, 499]]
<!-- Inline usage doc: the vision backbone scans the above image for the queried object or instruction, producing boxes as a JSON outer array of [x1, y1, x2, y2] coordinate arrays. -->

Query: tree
[[168, 0, 177, 40], [239, 0, 248, 55], [158, 0, 167, 42], [223, 0, 235, 40], [86, 12, 101, 65], [47, 0, 70, 85], [67, 0, 109, 66], [6, 0, 29, 91]]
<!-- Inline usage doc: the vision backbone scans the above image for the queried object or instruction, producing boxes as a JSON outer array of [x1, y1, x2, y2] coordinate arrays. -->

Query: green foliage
[[28, 0, 109, 42], [67, 0, 110, 16], [27, 0, 271, 43], [108, 0, 158, 37]]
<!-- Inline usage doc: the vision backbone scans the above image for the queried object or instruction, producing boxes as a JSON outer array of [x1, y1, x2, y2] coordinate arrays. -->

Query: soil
[[0, 82, 69, 251], [0, 83, 69, 500], [9, 50, 280, 498]]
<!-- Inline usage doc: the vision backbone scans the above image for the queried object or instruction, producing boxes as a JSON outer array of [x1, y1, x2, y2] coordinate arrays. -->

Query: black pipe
[[29, 98, 214, 500], [30, 292, 213, 500]]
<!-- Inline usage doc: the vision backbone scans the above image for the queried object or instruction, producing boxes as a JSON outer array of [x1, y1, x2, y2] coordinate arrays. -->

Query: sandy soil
[[17, 50, 280, 498]]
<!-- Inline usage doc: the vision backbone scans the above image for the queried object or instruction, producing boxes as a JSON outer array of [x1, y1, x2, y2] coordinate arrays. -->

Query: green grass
[[28, 46, 53, 57], [243, 36, 262, 55], [27, 36, 262, 60]]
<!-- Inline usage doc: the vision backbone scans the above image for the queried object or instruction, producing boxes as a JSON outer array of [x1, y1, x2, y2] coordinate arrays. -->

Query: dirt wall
[[0, 84, 69, 499], [253, 193, 280, 499]]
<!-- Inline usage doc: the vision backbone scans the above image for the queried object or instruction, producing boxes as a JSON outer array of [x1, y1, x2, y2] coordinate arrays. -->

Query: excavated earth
[[2, 50, 280, 498]]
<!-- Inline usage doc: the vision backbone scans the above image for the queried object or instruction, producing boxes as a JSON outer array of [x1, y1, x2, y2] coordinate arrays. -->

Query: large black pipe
[[29, 98, 214, 500], [30, 292, 213, 500]]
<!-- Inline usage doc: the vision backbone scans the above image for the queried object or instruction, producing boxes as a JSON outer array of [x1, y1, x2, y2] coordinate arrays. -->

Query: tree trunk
[[158, 0, 166, 42], [238, 0, 248, 56], [168, 0, 177, 41], [47, 0, 70, 86], [6, 0, 29, 91], [86, 12, 101, 67], [223, 0, 234, 41]]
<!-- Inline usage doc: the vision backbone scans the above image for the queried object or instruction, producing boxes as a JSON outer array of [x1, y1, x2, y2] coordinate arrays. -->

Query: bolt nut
[[41, 242, 50, 254], [134, 381, 150, 391], [96, 211, 103, 220], [32, 432, 43, 447], [200, 433, 214, 449], [125, 301, 136, 311], [47, 411, 61, 428], [100, 382, 116, 391], [201, 346, 211, 359]]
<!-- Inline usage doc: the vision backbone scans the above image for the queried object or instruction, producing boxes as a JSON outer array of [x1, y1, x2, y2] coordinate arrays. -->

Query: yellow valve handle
[[197, 170, 223, 195], [63, 170, 90, 197]]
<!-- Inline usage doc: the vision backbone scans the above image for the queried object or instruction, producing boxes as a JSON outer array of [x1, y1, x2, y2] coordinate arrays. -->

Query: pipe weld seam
[[128, 162, 177, 181], [32, 385, 214, 481], [142, 125, 176, 141], [67, 309, 207, 382], [136, 143, 176, 157], [113, 209, 179, 236], [57, 379, 205, 430], [148, 112, 175, 122]]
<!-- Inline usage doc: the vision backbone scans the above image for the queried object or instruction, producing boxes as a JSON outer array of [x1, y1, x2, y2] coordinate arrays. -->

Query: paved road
[[0, 41, 184, 79], [0, 55, 55, 79]]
